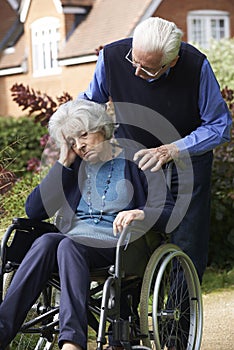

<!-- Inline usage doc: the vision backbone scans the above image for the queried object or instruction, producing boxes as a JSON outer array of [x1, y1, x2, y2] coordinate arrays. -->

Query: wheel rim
[[140, 245, 203, 350], [153, 251, 197, 349]]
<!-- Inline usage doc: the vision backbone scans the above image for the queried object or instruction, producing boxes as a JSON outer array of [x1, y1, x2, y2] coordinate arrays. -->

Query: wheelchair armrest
[[0, 218, 58, 269], [11, 217, 58, 233]]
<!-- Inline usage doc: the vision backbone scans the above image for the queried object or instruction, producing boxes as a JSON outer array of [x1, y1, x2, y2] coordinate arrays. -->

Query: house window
[[187, 10, 230, 48], [31, 17, 61, 76]]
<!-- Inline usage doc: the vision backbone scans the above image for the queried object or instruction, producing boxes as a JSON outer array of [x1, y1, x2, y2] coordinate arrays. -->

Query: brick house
[[0, 0, 233, 117]]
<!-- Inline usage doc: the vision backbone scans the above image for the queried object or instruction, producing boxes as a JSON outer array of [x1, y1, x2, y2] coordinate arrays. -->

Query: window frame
[[31, 17, 61, 77], [187, 10, 230, 48]]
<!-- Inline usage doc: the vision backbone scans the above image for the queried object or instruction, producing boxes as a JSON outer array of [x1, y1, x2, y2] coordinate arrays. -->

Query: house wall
[[0, 0, 96, 117], [0, 63, 96, 117], [0, 0, 234, 117], [154, 0, 234, 41]]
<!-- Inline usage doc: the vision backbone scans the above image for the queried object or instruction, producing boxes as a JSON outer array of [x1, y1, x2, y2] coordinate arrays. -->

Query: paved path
[[200, 289, 234, 349]]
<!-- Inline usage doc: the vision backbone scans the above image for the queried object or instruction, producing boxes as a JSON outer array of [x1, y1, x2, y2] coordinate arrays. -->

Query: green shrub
[[0, 172, 41, 236], [196, 39, 234, 269], [198, 38, 234, 89], [209, 88, 234, 269], [0, 116, 47, 176], [202, 267, 234, 293]]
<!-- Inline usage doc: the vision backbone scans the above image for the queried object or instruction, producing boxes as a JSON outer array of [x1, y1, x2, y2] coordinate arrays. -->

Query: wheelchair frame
[[0, 217, 203, 350]]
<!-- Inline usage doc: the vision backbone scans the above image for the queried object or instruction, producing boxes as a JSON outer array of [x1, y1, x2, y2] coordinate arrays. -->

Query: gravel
[[200, 289, 234, 349], [87, 289, 234, 350]]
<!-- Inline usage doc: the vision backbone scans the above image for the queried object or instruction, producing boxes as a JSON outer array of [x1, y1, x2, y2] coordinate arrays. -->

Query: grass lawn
[[201, 266, 234, 293]]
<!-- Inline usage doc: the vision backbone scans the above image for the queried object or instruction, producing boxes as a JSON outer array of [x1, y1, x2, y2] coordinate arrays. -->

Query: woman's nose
[[73, 138, 85, 150]]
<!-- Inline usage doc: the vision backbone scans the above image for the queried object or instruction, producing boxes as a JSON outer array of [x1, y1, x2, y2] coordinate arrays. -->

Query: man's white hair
[[133, 17, 183, 65]]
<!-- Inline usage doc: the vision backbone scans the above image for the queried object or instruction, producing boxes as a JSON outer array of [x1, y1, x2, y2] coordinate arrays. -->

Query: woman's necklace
[[86, 145, 115, 224]]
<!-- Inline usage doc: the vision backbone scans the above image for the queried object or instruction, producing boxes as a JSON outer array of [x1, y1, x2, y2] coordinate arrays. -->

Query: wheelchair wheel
[[140, 244, 203, 350], [3, 272, 58, 350]]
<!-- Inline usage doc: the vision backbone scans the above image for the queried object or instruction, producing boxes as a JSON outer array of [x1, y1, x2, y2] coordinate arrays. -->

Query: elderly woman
[[0, 100, 174, 350]]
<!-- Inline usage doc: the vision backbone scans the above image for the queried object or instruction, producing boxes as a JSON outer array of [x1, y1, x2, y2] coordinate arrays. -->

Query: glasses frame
[[125, 48, 167, 78]]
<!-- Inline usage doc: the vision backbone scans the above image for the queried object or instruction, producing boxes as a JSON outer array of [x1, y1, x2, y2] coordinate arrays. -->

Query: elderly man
[[78, 16, 232, 283]]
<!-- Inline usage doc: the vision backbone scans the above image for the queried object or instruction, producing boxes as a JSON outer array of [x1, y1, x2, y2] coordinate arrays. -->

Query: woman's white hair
[[48, 99, 115, 147], [133, 17, 183, 65]]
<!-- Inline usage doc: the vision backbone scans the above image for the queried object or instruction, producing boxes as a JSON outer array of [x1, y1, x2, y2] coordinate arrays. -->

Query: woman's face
[[66, 130, 108, 163]]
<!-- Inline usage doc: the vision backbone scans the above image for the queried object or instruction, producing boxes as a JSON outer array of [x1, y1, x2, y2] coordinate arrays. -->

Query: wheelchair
[[0, 217, 203, 350]]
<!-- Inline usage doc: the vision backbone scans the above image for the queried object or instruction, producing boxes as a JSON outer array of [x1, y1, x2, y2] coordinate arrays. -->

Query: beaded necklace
[[86, 144, 115, 224]]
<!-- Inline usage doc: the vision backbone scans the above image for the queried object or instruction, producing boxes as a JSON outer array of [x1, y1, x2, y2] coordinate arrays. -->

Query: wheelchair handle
[[114, 226, 130, 279], [114, 226, 142, 279]]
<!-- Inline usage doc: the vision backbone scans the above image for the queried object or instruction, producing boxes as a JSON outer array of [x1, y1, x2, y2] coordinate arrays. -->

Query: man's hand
[[113, 209, 145, 236], [133, 144, 179, 172], [58, 132, 77, 167]]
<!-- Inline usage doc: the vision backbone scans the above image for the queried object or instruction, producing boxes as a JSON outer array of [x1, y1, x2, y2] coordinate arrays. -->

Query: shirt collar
[[147, 67, 171, 82]]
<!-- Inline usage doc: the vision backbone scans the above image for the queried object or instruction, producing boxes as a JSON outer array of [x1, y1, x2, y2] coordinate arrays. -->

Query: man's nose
[[135, 66, 141, 76], [134, 66, 146, 78]]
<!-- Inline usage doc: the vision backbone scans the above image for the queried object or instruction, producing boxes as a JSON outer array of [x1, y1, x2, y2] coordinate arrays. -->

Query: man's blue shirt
[[79, 49, 232, 155]]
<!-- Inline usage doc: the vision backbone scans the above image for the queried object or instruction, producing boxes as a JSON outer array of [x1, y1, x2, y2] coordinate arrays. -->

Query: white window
[[187, 10, 230, 48], [31, 17, 61, 77]]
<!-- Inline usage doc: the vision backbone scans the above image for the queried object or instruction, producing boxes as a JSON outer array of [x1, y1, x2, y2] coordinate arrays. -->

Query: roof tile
[[0, 34, 25, 69], [59, 0, 153, 58]]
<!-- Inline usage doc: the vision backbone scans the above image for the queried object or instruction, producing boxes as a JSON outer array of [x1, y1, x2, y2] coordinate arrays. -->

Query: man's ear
[[100, 127, 107, 138], [170, 55, 179, 67]]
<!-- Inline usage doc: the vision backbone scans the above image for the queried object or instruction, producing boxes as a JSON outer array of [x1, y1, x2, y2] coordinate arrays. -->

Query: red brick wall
[[154, 0, 234, 41]]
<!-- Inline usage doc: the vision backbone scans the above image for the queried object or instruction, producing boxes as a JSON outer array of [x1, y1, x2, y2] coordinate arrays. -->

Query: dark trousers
[[0, 233, 115, 349], [169, 151, 213, 282]]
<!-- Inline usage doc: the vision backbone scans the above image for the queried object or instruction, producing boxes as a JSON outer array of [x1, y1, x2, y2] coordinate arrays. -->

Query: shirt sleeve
[[78, 50, 109, 103], [174, 58, 232, 155]]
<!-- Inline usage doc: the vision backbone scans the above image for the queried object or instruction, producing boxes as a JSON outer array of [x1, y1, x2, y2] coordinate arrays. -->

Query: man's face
[[128, 48, 179, 80], [132, 49, 166, 79]]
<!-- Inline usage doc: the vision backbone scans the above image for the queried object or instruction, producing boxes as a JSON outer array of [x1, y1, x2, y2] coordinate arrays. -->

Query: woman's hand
[[58, 132, 77, 167], [113, 209, 145, 236], [133, 144, 179, 172]]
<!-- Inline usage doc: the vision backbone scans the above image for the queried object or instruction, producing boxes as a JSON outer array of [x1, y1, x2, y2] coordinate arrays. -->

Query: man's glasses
[[125, 48, 166, 77]]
